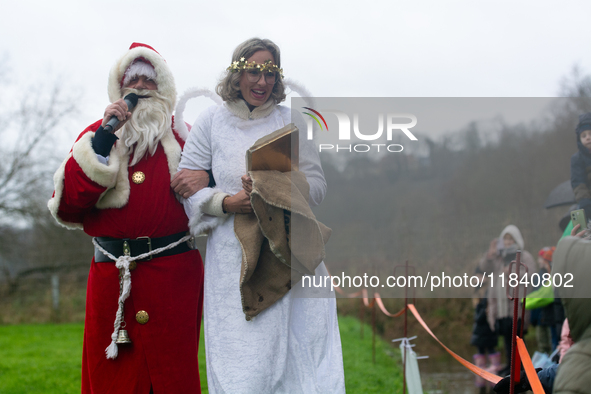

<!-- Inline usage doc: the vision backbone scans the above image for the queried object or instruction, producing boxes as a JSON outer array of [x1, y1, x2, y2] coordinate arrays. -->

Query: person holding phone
[[479, 225, 537, 376]]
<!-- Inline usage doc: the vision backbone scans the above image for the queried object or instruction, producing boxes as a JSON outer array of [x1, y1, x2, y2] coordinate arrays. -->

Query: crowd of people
[[470, 112, 591, 394]]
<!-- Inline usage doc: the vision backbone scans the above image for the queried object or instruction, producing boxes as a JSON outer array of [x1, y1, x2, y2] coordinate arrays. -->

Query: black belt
[[94, 232, 193, 263]]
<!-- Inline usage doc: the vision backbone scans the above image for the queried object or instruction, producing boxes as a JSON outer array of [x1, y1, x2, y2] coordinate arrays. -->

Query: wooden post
[[51, 273, 59, 322]]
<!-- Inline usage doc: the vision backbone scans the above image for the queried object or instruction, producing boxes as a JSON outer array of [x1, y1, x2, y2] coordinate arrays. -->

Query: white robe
[[179, 100, 345, 394]]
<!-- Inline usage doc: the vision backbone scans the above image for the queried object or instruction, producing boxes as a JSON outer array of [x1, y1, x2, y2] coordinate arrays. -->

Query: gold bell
[[115, 329, 132, 344]]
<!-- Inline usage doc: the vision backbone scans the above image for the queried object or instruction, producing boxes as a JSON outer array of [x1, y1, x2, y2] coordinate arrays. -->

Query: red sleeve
[[51, 120, 110, 225]]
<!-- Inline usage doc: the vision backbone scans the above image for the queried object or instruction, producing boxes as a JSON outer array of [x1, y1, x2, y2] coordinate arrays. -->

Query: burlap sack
[[234, 170, 331, 320]]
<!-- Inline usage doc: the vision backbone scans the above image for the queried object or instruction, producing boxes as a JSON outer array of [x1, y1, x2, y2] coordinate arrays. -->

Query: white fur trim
[[122, 60, 157, 87], [186, 188, 230, 236], [202, 192, 230, 217], [160, 130, 182, 180], [94, 140, 130, 209], [284, 78, 316, 108], [225, 99, 275, 120], [72, 132, 120, 188], [108, 46, 176, 107], [174, 87, 222, 140], [47, 152, 83, 230], [49, 126, 184, 227], [95, 129, 181, 209]]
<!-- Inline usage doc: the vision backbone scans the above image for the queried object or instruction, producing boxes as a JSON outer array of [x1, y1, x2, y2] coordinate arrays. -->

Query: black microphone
[[103, 93, 139, 133]]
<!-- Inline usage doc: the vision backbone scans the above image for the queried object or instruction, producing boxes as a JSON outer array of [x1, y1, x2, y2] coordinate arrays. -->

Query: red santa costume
[[48, 43, 204, 394]]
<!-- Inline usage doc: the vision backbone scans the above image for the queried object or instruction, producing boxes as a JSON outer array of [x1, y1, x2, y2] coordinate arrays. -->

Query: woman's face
[[239, 50, 275, 109], [503, 233, 516, 248]]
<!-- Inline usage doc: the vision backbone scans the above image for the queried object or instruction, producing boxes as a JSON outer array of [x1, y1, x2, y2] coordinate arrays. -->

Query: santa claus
[[48, 43, 207, 393]]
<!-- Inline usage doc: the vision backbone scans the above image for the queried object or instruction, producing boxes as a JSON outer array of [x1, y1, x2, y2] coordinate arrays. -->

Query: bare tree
[[556, 65, 591, 120], [0, 60, 87, 298], [559, 65, 591, 98], [0, 69, 77, 222]]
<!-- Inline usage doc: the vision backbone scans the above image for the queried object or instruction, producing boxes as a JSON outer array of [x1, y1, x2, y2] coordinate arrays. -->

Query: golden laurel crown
[[227, 58, 284, 78]]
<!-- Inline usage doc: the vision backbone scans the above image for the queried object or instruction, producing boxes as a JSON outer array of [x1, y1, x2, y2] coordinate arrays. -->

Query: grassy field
[[0, 316, 402, 393], [339, 315, 403, 393], [0, 324, 83, 394]]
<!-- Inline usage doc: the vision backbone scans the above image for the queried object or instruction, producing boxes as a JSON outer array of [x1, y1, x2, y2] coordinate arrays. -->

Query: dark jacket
[[471, 296, 498, 349], [571, 113, 591, 211], [570, 151, 591, 206]]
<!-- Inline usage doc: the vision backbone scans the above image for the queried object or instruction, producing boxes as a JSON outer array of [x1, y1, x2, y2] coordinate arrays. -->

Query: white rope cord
[[92, 234, 192, 359]]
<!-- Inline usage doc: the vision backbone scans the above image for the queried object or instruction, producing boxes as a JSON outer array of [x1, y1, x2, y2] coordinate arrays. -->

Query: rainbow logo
[[302, 107, 329, 131]]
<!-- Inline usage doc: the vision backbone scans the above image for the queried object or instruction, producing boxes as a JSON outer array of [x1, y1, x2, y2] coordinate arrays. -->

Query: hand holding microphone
[[101, 93, 139, 133], [92, 93, 139, 156]]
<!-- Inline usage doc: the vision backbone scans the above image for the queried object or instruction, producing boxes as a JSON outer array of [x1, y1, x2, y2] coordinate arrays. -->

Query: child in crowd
[[532, 247, 564, 353], [471, 262, 500, 393], [571, 113, 591, 226]]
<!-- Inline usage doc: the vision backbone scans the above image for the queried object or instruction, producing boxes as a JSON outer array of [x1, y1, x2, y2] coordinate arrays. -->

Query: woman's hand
[[223, 190, 252, 214], [171, 169, 211, 198], [241, 175, 253, 196], [486, 238, 498, 259]]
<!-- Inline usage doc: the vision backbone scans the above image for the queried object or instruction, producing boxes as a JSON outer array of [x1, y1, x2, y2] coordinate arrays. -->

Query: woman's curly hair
[[216, 38, 286, 105]]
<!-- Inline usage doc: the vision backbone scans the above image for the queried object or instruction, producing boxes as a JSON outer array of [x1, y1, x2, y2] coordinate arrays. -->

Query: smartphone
[[571, 209, 588, 231]]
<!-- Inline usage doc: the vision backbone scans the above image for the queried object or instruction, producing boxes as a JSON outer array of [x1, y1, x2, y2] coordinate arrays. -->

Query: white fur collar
[[48, 129, 182, 229], [224, 99, 276, 120], [96, 130, 181, 209]]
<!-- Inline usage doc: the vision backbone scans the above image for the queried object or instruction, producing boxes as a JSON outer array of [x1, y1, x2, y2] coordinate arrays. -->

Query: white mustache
[[118, 88, 173, 167]]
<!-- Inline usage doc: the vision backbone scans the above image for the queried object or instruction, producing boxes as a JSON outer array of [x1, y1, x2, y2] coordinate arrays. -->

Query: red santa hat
[[108, 42, 176, 106]]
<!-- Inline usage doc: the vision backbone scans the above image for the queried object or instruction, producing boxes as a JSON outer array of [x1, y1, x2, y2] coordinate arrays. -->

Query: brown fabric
[[234, 170, 331, 320]]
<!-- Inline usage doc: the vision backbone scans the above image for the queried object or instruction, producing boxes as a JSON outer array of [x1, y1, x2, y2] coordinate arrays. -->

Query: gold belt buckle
[[136, 236, 152, 260]]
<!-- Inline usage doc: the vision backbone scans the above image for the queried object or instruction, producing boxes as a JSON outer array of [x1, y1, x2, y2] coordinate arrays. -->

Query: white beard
[[120, 88, 174, 166]]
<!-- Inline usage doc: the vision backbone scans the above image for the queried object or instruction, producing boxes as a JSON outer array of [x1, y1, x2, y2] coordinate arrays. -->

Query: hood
[[107, 42, 176, 107], [499, 224, 524, 250], [553, 236, 591, 342], [575, 112, 591, 157]]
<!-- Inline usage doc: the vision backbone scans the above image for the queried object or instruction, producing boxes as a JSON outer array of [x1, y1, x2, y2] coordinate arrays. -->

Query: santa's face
[[239, 50, 275, 110], [119, 85, 173, 166], [125, 75, 157, 91]]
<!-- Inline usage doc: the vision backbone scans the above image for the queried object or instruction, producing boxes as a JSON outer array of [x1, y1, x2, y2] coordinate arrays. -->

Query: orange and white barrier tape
[[359, 289, 407, 317], [333, 285, 363, 298], [329, 270, 541, 389], [516, 337, 544, 394], [374, 293, 407, 317], [407, 304, 502, 384]]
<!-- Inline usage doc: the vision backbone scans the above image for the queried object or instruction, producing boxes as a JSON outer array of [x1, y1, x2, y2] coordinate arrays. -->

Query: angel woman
[[173, 38, 345, 393]]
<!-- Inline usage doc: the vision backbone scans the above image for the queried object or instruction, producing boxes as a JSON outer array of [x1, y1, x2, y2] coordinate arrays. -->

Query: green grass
[[0, 323, 208, 394], [339, 315, 403, 393], [0, 324, 83, 394], [0, 317, 402, 393]]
